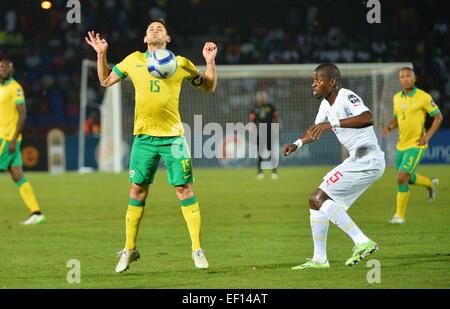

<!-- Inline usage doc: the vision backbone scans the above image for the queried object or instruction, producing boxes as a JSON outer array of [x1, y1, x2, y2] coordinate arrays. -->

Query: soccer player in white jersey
[[283, 63, 385, 268]]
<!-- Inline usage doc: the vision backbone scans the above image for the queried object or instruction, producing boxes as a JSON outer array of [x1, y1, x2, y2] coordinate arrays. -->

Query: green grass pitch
[[0, 165, 449, 288]]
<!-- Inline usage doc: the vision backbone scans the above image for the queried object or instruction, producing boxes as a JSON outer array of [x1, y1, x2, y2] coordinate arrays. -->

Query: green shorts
[[396, 147, 426, 174], [0, 139, 23, 171], [128, 135, 194, 186]]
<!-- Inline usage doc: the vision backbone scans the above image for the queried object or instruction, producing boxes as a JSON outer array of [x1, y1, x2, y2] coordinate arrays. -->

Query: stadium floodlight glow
[[41, 1, 52, 10]]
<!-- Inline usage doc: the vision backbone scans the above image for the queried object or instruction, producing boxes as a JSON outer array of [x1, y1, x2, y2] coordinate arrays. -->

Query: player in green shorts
[[86, 19, 217, 272], [0, 59, 45, 225], [384, 67, 443, 224]]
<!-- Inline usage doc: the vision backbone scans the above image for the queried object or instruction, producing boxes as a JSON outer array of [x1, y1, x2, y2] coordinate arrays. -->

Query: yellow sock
[[412, 173, 433, 189], [17, 179, 40, 213], [124, 201, 145, 250], [396, 190, 410, 219], [181, 197, 201, 251]]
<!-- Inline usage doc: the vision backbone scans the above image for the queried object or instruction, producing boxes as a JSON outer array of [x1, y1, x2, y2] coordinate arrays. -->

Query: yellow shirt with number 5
[[393, 87, 440, 151]]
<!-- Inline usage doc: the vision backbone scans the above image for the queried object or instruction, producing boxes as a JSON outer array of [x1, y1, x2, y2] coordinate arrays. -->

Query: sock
[[319, 199, 369, 245], [409, 173, 432, 189], [395, 184, 410, 219], [310, 209, 329, 263], [124, 199, 145, 250], [180, 196, 201, 251], [17, 178, 41, 213]]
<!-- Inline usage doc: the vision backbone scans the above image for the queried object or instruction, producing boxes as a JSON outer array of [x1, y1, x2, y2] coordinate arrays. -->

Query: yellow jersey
[[0, 78, 25, 141], [113, 51, 200, 137], [393, 87, 440, 151]]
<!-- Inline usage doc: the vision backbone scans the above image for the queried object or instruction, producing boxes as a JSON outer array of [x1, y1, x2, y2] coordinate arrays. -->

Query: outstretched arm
[[283, 111, 374, 156], [85, 31, 121, 88], [308, 111, 374, 140], [200, 42, 217, 93], [282, 124, 316, 156]]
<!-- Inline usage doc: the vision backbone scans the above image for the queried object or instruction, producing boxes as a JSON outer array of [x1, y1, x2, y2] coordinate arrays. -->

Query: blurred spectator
[[5, 10, 17, 33]]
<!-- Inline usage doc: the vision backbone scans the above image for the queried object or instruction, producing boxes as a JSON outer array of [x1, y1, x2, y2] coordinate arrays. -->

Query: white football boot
[[115, 249, 140, 273], [428, 178, 439, 202], [192, 249, 209, 269], [389, 215, 405, 224], [22, 214, 46, 225]]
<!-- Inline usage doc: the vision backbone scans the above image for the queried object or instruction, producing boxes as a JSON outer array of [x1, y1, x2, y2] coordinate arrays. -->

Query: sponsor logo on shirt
[[348, 94, 361, 104]]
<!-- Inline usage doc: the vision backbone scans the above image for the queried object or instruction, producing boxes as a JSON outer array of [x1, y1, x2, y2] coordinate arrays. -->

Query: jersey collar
[[145, 50, 150, 59], [323, 88, 345, 107], [0, 77, 14, 86], [401, 86, 417, 98]]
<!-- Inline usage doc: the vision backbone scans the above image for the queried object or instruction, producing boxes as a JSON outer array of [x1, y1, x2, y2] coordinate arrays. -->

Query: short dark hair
[[0, 58, 13, 65], [0, 58, 14, 71], [399, 67, 415, 74], [148, 18, 169, 35], [315, 63, 341, 83]]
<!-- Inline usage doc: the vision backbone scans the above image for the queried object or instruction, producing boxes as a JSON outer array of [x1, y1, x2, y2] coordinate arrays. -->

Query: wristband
[[330, 118, 340, 128], [293, 139, 303, 148]]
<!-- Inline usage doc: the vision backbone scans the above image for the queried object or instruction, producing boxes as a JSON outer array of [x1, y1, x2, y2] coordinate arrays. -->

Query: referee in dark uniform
[[249, 90, 280, 179]]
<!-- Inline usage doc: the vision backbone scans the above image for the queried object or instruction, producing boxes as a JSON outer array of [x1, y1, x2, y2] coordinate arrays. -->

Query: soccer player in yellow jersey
[[85, 19, 217, 272], [383, 67, 443, 224], [0, 59, 45, 225]]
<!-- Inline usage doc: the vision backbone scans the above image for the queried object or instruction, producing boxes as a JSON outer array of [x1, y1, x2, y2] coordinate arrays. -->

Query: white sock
[[310, 209, 329, 263], [319, 199, 370, 245]]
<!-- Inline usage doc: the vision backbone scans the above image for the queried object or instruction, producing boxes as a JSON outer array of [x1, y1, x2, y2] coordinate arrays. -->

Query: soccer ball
[[147, 48, 178, 79]]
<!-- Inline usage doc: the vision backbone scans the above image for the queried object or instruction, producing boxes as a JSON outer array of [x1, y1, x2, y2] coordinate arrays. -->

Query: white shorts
[[319, 149, 385, 209]]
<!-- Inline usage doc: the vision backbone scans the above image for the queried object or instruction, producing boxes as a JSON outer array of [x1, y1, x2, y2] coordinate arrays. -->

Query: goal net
[[79, 61, 411, 172]]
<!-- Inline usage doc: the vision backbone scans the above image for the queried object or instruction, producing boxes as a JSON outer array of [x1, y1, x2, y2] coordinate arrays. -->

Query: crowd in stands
[[1, 0, 449, 136]]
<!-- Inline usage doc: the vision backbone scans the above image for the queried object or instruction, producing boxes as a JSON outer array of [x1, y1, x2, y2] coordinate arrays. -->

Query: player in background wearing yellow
[[383, 67, 443, 224], [0, 59, 45, 225], [85, 19, 217, 272]]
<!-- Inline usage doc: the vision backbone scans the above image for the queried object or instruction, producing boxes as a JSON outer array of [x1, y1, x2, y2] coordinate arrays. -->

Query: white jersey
[[315, 88, 381, 157]]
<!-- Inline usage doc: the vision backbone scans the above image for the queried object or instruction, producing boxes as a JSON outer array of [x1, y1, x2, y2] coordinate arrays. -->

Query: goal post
[[78, 59, 125, 173], [79, 61, 411, 172]]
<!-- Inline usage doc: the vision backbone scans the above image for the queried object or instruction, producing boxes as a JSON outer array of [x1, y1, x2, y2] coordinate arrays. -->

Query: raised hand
[[202, 42, 217, 63], [85, 31, 108, 55]]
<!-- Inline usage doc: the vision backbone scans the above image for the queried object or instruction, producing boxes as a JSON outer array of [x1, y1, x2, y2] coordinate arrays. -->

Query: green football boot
[[292, 258, 330, 270], [345, 240, 378, 266]]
